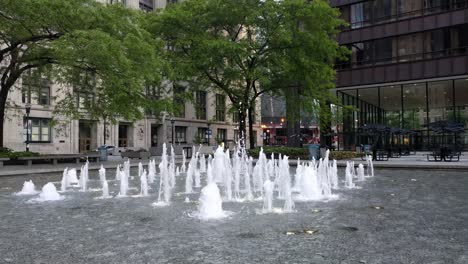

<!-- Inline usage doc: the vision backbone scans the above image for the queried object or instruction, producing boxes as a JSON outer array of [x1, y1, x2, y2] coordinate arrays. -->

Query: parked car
[[95, 145, 116, 155]]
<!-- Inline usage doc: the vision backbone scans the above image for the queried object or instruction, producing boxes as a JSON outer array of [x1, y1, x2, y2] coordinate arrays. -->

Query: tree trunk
[[285, 86, 301, 147], [248, 107, 255, 149], [0, 84, 10, 148]]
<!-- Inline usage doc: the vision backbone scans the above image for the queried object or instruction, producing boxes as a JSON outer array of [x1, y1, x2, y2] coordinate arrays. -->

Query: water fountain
[[13, 139, 378, 224], [292, 159, 302, 192], [197, 163, 228, 220], [194, 169, 201, 188], [34, 182, 63, 201], [15, 180, 39, 195], [99, 165, 106, 183], [262, 179, 274, 213], [330, 160, 339, 189], [98, 180, 111, 199], [117, 165, 129, 197], [253, 148, 268, 195], [181, 148, 187, 174], [283, 167, 294, 213], [199, 154, 206, 173], [123, 159, 130, 180], [233, 149, 241, 200], [213, 146, 225, 183], [366, 155, 374, 177], [357, 164, 365, 182], [345, 161, 356, 189], [296, 163, 322, 201], [115, 164, 122, 181], [140, 169, 149, 196], [223, 148, 233, 201], [243, 156, 254, 201], [79, 161, 89, 192], [67, 168, 79, 185], [138, 162, 143, 178], [155, 143, 171, 205], [60, 168, 69, 192], [169, 145, 176, 188], [148, 159, 156, 184], [185, 162, 194, 194]]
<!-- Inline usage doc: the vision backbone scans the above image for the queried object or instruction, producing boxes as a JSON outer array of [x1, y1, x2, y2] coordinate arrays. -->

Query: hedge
[[248, 147, 362, 160], [0, 148, 40, 159]]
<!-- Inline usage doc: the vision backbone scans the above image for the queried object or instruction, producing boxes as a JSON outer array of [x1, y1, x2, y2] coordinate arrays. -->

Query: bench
[[375, 150, 389, 161], [443, 150, 461, 162], [18, 153, 100, 166], [0, 158, 10, 167], [427, 150, 443, 162]]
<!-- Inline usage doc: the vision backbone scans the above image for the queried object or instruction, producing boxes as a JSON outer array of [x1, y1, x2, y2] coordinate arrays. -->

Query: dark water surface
[[0, 168, 467, 264]]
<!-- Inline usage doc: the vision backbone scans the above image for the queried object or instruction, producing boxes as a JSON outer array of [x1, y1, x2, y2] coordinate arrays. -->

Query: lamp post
[[25, 103, 31, 152], [170, 118, 175, 144]]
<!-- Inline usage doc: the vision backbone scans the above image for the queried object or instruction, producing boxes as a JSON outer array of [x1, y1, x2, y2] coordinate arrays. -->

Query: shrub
[[248, 147, 362, 161], [329, 151, 363, 160], [248, 147, 308, 160], [0, 148, 40, 159]]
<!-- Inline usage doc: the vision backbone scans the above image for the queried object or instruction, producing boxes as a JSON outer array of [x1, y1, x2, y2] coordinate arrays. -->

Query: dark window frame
[[215, 94, 226, 121], [195, 91, 207, 120], [24, 117, 52, 143], [175, 126, 187, 143]]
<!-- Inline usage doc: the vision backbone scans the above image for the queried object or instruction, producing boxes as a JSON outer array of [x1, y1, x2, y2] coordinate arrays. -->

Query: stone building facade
[[2, 0, 262, 154]]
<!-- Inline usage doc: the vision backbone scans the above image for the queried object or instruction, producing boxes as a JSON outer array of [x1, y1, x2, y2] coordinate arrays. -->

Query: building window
[[25, 118, 51, 143], [195, 91, 207, 120], [108, 0, 126, 4], [74, 72, 96, 109], [350, 1, 372, 29], [22, 71, 50, 106], [173, 86, 185, 118], [76, 92, 94, 109], [216, 129, 227, 144], [215, 94, 226, 121], [175, 126, 186, 143], [139, 0, 153, 12], [197, 127, 208, 143], [373, 0, 397, 23], [351, 42, 373, 66], [232, 112, 239, 123]]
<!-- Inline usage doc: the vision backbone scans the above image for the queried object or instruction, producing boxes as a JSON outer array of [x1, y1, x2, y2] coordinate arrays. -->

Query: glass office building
[[331, 0, 468, 151]]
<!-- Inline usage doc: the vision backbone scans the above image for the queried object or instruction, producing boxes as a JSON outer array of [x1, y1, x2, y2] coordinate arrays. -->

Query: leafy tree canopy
[[0, 0, 165, 146], [147, 0, 347, 147]]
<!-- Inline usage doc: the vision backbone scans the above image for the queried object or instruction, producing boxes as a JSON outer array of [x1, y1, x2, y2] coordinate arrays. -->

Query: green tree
[[148, 0, 346, 148], [0, 0, 164, 147]]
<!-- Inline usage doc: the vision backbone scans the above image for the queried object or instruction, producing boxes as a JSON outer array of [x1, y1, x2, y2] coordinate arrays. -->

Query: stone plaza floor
[[0, 167, 467, 264]]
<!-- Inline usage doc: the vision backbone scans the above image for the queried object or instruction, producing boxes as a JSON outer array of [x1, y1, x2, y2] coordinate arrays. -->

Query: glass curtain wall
[[337, 78, 468, 151], [342, 0, 468, 29], [345, 26, 468, 68]]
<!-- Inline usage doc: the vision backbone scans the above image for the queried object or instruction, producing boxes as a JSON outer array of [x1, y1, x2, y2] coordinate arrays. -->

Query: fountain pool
[[1, 163, 467, 263]]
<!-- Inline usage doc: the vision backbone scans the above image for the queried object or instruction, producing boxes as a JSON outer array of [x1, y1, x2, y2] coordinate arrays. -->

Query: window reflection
[[380, 85, 402, 128], [402, 83, 427, 130], [428, 80, 454, 122]]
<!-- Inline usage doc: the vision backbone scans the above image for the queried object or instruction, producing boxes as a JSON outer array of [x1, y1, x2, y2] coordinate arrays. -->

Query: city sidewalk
[[1, 152, 467, 177], [0, 156, 185, 177]]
